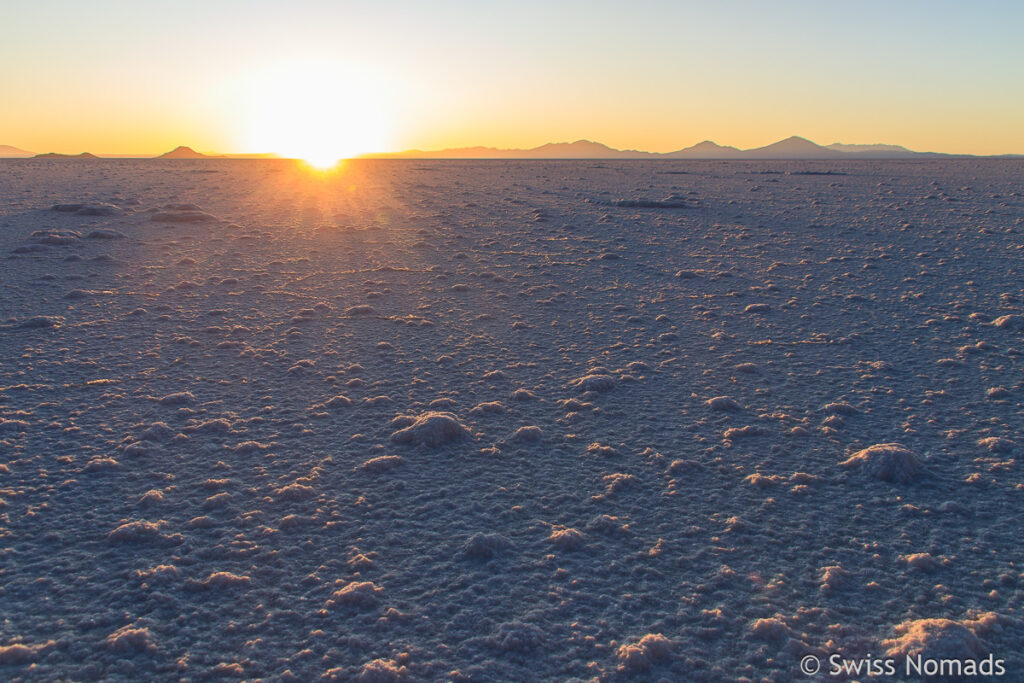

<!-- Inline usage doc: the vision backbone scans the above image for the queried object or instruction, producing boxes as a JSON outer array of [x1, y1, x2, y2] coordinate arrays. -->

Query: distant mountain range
[[32, 152, 100, 159], [3, 137, 1021, 160], [369, 136, 1015, 160]]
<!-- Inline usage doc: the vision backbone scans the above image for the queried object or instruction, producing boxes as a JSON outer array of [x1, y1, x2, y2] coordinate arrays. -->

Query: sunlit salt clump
[[839, 443, 929, 483], [882, 614, 997, 662], [390, 411, 472, 446]]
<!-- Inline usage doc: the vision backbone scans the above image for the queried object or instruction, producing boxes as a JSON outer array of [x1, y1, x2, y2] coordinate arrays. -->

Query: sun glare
[[244, 60, 393, 168]]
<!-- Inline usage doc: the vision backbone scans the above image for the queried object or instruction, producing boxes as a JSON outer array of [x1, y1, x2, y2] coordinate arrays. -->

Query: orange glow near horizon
[[242, 60, 395, 167]]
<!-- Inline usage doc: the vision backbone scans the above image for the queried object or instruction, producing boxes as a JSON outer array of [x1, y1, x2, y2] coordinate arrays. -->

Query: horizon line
[[4, 136, 1024, 159]]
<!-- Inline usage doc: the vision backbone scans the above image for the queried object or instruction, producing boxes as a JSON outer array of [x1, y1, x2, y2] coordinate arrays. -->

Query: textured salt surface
[[1, 158, 1023, 680]]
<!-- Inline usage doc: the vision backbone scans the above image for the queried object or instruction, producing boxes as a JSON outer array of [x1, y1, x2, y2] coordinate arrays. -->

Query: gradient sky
[[2, 0, 1022, 155]]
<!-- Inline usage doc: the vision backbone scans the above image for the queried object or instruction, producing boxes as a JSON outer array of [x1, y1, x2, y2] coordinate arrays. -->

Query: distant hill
[[827, 142, 912, 154], [33, 152, 99, 159], [664, 140, 743, 159], [157, 145, 208, 159], [0, 145, 34, 157]]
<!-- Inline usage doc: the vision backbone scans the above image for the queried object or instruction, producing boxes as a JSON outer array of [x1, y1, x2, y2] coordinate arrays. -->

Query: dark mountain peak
[[158, 146, 208, 159]]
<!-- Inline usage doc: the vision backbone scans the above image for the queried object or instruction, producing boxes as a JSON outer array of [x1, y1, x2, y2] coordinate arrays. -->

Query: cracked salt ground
[[1, 158, 1023, 680]]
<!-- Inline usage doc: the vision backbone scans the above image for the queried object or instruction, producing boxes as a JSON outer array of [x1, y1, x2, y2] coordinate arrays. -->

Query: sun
[[244, 60, 393, 168]]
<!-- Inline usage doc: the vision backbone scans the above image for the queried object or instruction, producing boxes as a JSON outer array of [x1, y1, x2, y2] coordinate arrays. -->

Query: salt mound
[[357, 658, 407, 682], [616, 633, 672, 672], [199, 571, 251, 589], [571, 373, 616, 393], [51, 202, 124, 216], [232, 440, 270, 454], [823, 401, 858, 415], [107, 520, 177, 543], [390, 412, 472, 447], [104, 625, 155, 653], [548, 526, 585, 550], [0, 640, 55, 664], [429, 397, 458, 409], [978, 436, 1014, 453], [723, 425, 765, 440], [900, 552, 942, 572], [470, 401, 505, 415], [883, 617, 987, 662], [749, 617, 791, 641], [31, 229, 79, 245], [157, 391, 195, 406], [274, 483, 316, 501], [602, 471, 635, 493], [744, 473, 784, 488], [344, 305, 376, 316], [991, 314, 1024, 330], [488, 622, 546, 653], [360, 455, 404, 472], [839, 443, 929, 483], [587, 442, 618, 457], [819, 564, 850, 592], [329, 581, 383, 608], [511, 425, 543, 442], [707, 396, 740, 411], [586, 514, 630, 535], [139, 422, 175, 442], [139, 490, 163, 506], [325, 395, 353, 409], [5, 315, 63, 330], [83, 457, 119, 472], [463, 532, 512, 559], [0, 419, 30, 433], [86, 229, 127, 239]]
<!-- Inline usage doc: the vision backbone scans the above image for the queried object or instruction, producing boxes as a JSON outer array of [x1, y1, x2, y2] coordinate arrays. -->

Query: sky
[[2, 0, 1022, 156]]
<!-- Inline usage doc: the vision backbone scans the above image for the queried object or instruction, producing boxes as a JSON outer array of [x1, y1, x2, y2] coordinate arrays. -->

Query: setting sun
[[243, 60, 393, 167]]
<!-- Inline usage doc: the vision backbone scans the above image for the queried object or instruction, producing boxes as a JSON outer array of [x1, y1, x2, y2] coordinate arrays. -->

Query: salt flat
[[1, 158, 1022, 681]]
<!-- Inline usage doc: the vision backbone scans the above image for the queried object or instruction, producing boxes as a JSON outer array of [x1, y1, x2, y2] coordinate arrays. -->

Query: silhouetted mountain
[[743, 136, 843, 159], [0, 145, 33, 158], [33, 152, 99, 159], [158, 146, 208, 159], [664, 140, 742, 159]]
